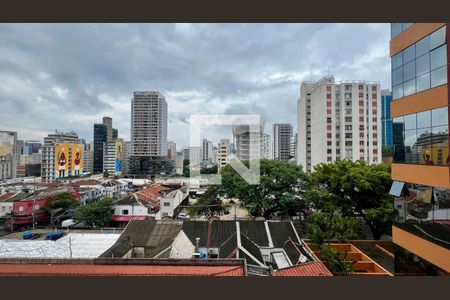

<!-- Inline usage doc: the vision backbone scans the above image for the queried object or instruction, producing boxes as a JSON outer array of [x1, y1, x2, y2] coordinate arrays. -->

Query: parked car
[[61, 219, 77, 228], [177, 213, 190, 220]]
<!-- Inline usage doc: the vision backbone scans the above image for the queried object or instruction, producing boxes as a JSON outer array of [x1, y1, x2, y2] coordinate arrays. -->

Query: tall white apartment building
[[232, 125, 261, 161], [201, 139, 213, 165], [290, 133, 297, 159], [131, 91, 168, 158], [83, 142, 94, 174], [103, 141, 117, 176], [273, 123, 293, 161], [261, 133, 273, 159], [167, 141, 177, 159], [217, 139, 231, 169], [297, 75, 382, 172], [41, 131, 80, 182]]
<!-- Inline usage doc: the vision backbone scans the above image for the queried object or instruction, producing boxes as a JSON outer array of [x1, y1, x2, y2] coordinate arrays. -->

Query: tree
[[319, 244, 355, 276], [187, 185, 227, 218], [75, 197, 114, 227], [103, 170, 110, 178], [311, 160, 393, 240], [307, 212, 362, 245], [382, 145, 393, 157], [200, 164, 218, 174], [46, 192, 77, 210], [183, 159, 190, 177], [218, 159, 311, 218]]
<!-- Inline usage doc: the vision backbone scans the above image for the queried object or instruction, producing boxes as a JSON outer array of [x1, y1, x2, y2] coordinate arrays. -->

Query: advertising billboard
[[115, 139, 123, 173], [71, 143, 84, 176], [55, 143, 69, 178]]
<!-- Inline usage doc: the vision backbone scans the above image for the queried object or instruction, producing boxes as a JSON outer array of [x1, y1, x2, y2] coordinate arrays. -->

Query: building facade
[[297, 75, 382, 172], [130, 91, 169, 177], [41, 131, 81, 182], [290, 133, 297, 159], [381, 90, 393, 147], [389, 23, 450, 275], [131, 91, 168, 158], [217, 139, 230, 169], [201, 139, 213, 165], [93, 117, 117, 174], [233, 125, 261, 161], [83, 142, 94, 174], [261, 133, 273, 159], [167, 141, 176, 159], [273, 123, 293, 161]]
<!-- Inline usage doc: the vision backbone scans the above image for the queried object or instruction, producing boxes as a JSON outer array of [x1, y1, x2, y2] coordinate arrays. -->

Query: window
[[392, 25, 447, 100], [122, 209, 129, 215], [345, 117, 352, 122], [345, 125, 352, 130], [164, 202, 170, 206], [393, 107, 449, 165], [431, 65, 447, 88], [430, 26, 446, 50], [345, 133, 352, 139]]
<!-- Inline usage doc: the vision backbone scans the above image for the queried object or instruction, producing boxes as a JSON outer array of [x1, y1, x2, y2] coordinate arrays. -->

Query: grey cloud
[[0, 23, 390, 146]]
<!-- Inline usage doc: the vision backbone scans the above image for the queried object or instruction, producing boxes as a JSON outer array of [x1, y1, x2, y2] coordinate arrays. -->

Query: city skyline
[[0, 24, 391, 147]]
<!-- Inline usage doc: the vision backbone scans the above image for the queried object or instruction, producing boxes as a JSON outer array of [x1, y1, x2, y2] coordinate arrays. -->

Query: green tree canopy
[[75, 197, 114, 227], [218, 159, 311, 218], [311, 160, 393, 239], [46, 192, 77, 210], [307, 211, 362, 245], [187, 185, 227, 218]]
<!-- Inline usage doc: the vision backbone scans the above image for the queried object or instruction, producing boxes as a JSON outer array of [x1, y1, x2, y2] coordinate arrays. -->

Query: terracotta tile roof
[[0, 192, 17, 202], [273, 261, 332, 276], [135, 184, 170, 206], [0, 264, 244, 276]]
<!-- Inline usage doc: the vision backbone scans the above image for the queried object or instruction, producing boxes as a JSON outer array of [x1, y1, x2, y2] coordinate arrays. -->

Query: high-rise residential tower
[[167, 141, 177, 159], [273, 123, 293, 161], [297, 75, 382, 172], [131, 91, 167, 158], [201, 139, 213, 165], [130, 91, 170, 176], [261, 133, 273, 159], [217, 139, 231, 169], [389, 23, 450, 274]]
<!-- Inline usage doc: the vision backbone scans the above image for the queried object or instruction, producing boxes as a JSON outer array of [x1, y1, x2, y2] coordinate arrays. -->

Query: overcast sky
[[0, 23, 391, 149]]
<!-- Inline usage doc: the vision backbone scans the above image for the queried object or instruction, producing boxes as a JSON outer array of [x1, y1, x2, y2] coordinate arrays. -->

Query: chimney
[[195, 237, 200, 253]]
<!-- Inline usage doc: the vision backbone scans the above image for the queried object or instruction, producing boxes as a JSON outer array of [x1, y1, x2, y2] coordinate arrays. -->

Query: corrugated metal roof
[[0, 233, 120, 259], [268, 221, 300, 247], [239, 221, 269, 247]]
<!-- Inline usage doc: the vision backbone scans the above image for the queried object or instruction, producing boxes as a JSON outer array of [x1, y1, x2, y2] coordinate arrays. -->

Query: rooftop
[[0, 233, 120, 258], [273, 261, 333, 276], [0, 258, 245, 276], [135, 184, 171, 206]]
